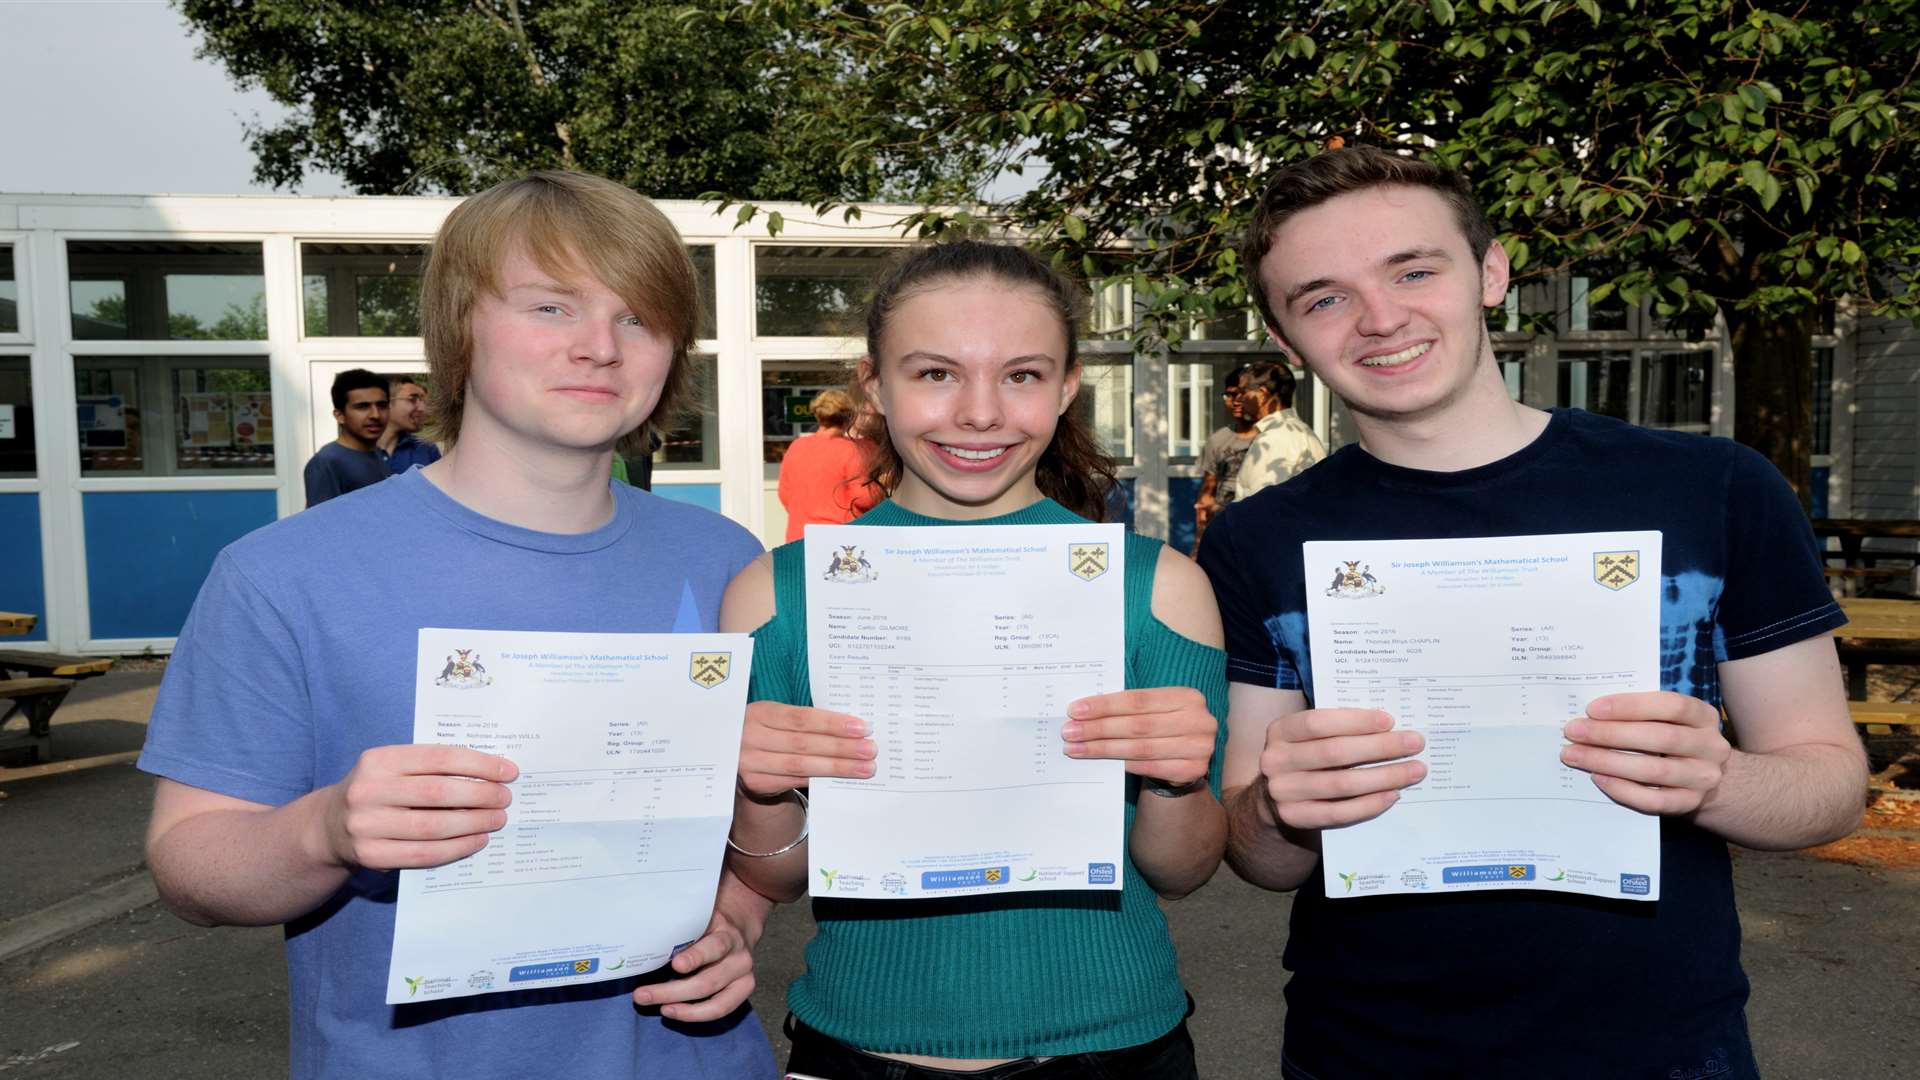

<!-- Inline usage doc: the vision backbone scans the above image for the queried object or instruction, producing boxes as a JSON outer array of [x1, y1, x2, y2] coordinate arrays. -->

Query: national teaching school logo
[[690, 652, 731, 689], [434, 649, 492, 689], [823, 545, 878, 583], [1070, 542, 1110, 581], [1325, 561, 1386, 598], [1593, 550, 1641, 591]]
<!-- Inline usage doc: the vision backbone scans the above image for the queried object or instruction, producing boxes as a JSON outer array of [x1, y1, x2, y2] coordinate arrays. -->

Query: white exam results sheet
[[1306, 532, 1662, 902], [805, 524, 1127, 899], [386, 628, 750, 1004]]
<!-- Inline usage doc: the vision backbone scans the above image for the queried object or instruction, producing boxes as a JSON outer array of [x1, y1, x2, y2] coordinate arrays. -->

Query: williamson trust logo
[[434, 649, 492, 689], [690, 652, 731, 689], [1070, 542, 1109, 581], [1593, 550, 1641, 591]]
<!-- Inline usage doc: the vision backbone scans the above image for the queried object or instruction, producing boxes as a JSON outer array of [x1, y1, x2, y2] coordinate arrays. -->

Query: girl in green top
[[723, 241, 1228, 1079]]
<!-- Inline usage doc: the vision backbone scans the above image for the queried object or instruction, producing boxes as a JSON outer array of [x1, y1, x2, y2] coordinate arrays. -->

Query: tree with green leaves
[[175, 0, 978, 201], [740, 0, 1920, 502]]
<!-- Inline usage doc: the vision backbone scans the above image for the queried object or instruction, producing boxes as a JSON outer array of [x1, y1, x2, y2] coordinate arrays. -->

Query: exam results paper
[[1305, 532, 1663, 902], [804, 524, 1127, 900], [385, 628, 751, 1004]]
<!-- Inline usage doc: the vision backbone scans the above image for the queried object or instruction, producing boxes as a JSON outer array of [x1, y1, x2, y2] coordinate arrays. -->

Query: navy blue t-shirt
[[303, 441, 390, 506], [1198, 408, 1844, 1080]]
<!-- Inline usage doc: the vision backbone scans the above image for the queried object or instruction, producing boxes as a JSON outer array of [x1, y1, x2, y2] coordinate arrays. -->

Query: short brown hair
[[1241, 145, 1496, 334], [860, 241, 1114, 522], [420, 170, 698, 453]]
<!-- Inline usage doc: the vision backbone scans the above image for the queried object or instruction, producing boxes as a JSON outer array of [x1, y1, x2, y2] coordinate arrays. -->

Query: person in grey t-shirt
[[1194, 363, 1257, 545]]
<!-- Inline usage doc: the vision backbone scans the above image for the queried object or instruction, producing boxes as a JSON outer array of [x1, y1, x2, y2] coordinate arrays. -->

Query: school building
[[0, 191, 1913, 654]]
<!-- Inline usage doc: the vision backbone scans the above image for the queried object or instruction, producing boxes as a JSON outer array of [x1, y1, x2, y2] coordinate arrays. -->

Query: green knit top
[[750, 496, 1229, 1058]]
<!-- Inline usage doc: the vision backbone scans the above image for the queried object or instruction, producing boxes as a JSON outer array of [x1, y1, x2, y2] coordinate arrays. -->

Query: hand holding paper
[[1257, 707, 1427, 831], [1064, 687, 1216, 787], [1562, 690, 1731, 815], [320, 744, 518, 871]]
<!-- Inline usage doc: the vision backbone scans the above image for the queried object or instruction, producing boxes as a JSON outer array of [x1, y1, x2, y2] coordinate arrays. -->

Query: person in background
[[303, 368, 389, 506], [776, 388, 880, 542], [1192, 363, 1256, 546], [1228, 360, 1325, 501], [378, 373, 442, 474]]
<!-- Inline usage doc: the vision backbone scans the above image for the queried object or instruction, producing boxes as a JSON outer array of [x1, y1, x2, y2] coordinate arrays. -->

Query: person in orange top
[[777, 388, 880, 541]]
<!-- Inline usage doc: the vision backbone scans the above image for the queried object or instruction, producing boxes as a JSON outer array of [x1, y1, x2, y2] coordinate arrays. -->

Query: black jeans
[[783, 1014, 1199, 1080]]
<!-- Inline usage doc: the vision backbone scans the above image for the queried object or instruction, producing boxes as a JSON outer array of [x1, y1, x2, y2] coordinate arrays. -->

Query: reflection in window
[[756, 247, 895, 337], [1077, 359, 1134, 460], [1557, 351, 1631, 420], [1570, 273, 1629, 332], [301, 243, 428, 337], [173, 366, 274, 471], [654, 353, 719, 469], [0, 358, 33, 476], [74, 364, 142, 472], [0, 246, 16, 334], [74, 358, 274, 475], [1642, 351, 1712, 433], [66, 242, 266, 340], [1084, 277, 1133, 339], [761, 364, 857, 462], [689, 246, 717, 340]]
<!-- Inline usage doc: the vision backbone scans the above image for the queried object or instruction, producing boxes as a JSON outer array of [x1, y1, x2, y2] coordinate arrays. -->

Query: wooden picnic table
[[1834, 596, 1920, 700], [1812, 518, 1920, 566]]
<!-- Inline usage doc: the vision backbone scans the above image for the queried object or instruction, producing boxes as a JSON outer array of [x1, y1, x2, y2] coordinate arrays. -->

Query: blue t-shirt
[[138, 470, 774, 1080], [304, 441, 391, 506], [388, 433, 443, 475], [1198, 408, 1844, 1080]]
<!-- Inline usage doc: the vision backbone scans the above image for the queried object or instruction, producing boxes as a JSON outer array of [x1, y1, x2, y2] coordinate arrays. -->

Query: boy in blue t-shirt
[[138, 172, 776, 1079], [1199, 145, 1866, 1079]]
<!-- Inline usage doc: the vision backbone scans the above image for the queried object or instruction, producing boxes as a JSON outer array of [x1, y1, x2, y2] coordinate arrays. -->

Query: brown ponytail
[[859, 241, 1117, 522]]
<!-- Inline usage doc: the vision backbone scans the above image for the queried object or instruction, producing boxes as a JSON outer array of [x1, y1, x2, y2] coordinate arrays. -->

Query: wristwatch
[[1142, 775, 1209, 798]]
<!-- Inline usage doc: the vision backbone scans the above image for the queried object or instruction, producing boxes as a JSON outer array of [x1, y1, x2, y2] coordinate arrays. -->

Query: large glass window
[[1569, 272, 1630, 333], [301, 243, 428, 337], [1078, 357, 1134, 461], [1813, 346, 1835, 456], [74, 357, 273, 476], [67, 242, 266, 341], [0, 246, 17, 334], [1557, 350, 1631, 420], [689, 246, 716, 341], [654, 353, 718, 469], [761, 363, 857, 462], [755, 246, 895, 337], [1641, 351, 1713, 433], [0, 357, 32, 476], [1497, 350, 1526, 401]]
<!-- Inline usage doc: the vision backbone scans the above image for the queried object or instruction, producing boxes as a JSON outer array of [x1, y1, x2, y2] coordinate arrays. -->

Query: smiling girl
[[721, 241, 1229, 1079]]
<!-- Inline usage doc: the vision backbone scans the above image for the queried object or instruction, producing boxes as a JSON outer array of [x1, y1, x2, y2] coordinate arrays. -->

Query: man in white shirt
[[1231, 360, 1326, 499]]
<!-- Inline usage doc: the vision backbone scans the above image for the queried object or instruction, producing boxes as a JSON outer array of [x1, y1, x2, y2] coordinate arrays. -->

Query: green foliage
[[748, 0, 1920, 335], [175, 0, 971, 200]]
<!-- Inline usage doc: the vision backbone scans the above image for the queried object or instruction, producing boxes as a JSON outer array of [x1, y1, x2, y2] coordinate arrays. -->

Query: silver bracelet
[[726, 788, 809, 857]]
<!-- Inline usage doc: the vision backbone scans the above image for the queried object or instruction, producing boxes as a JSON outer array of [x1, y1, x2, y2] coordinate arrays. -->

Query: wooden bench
[[1849, 700, 1920, 736], [0, 649, 114, 682], [0, 677, 77, 763]]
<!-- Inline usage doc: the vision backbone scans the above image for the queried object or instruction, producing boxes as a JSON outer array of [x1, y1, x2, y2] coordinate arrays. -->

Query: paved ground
[[3, 672, 1917, 1077]]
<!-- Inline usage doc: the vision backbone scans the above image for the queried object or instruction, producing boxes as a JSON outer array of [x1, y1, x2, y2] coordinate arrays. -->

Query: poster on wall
[[178, 392, 234, 448], [77, 395, 128, 449], [0, 403, 13, 440], [233, 392, 274, 447]]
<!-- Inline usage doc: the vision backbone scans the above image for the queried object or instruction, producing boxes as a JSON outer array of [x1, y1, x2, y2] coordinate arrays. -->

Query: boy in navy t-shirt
[[139, 172, 776, 1079], [1199, 145, 1866, 1079]]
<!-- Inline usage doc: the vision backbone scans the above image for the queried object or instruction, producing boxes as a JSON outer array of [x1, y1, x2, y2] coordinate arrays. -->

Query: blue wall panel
[[652, 484, 723, 513], [1167, 476, 1203, 555], [83, 490, 276, 640], [0, 494, 47, 642]]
